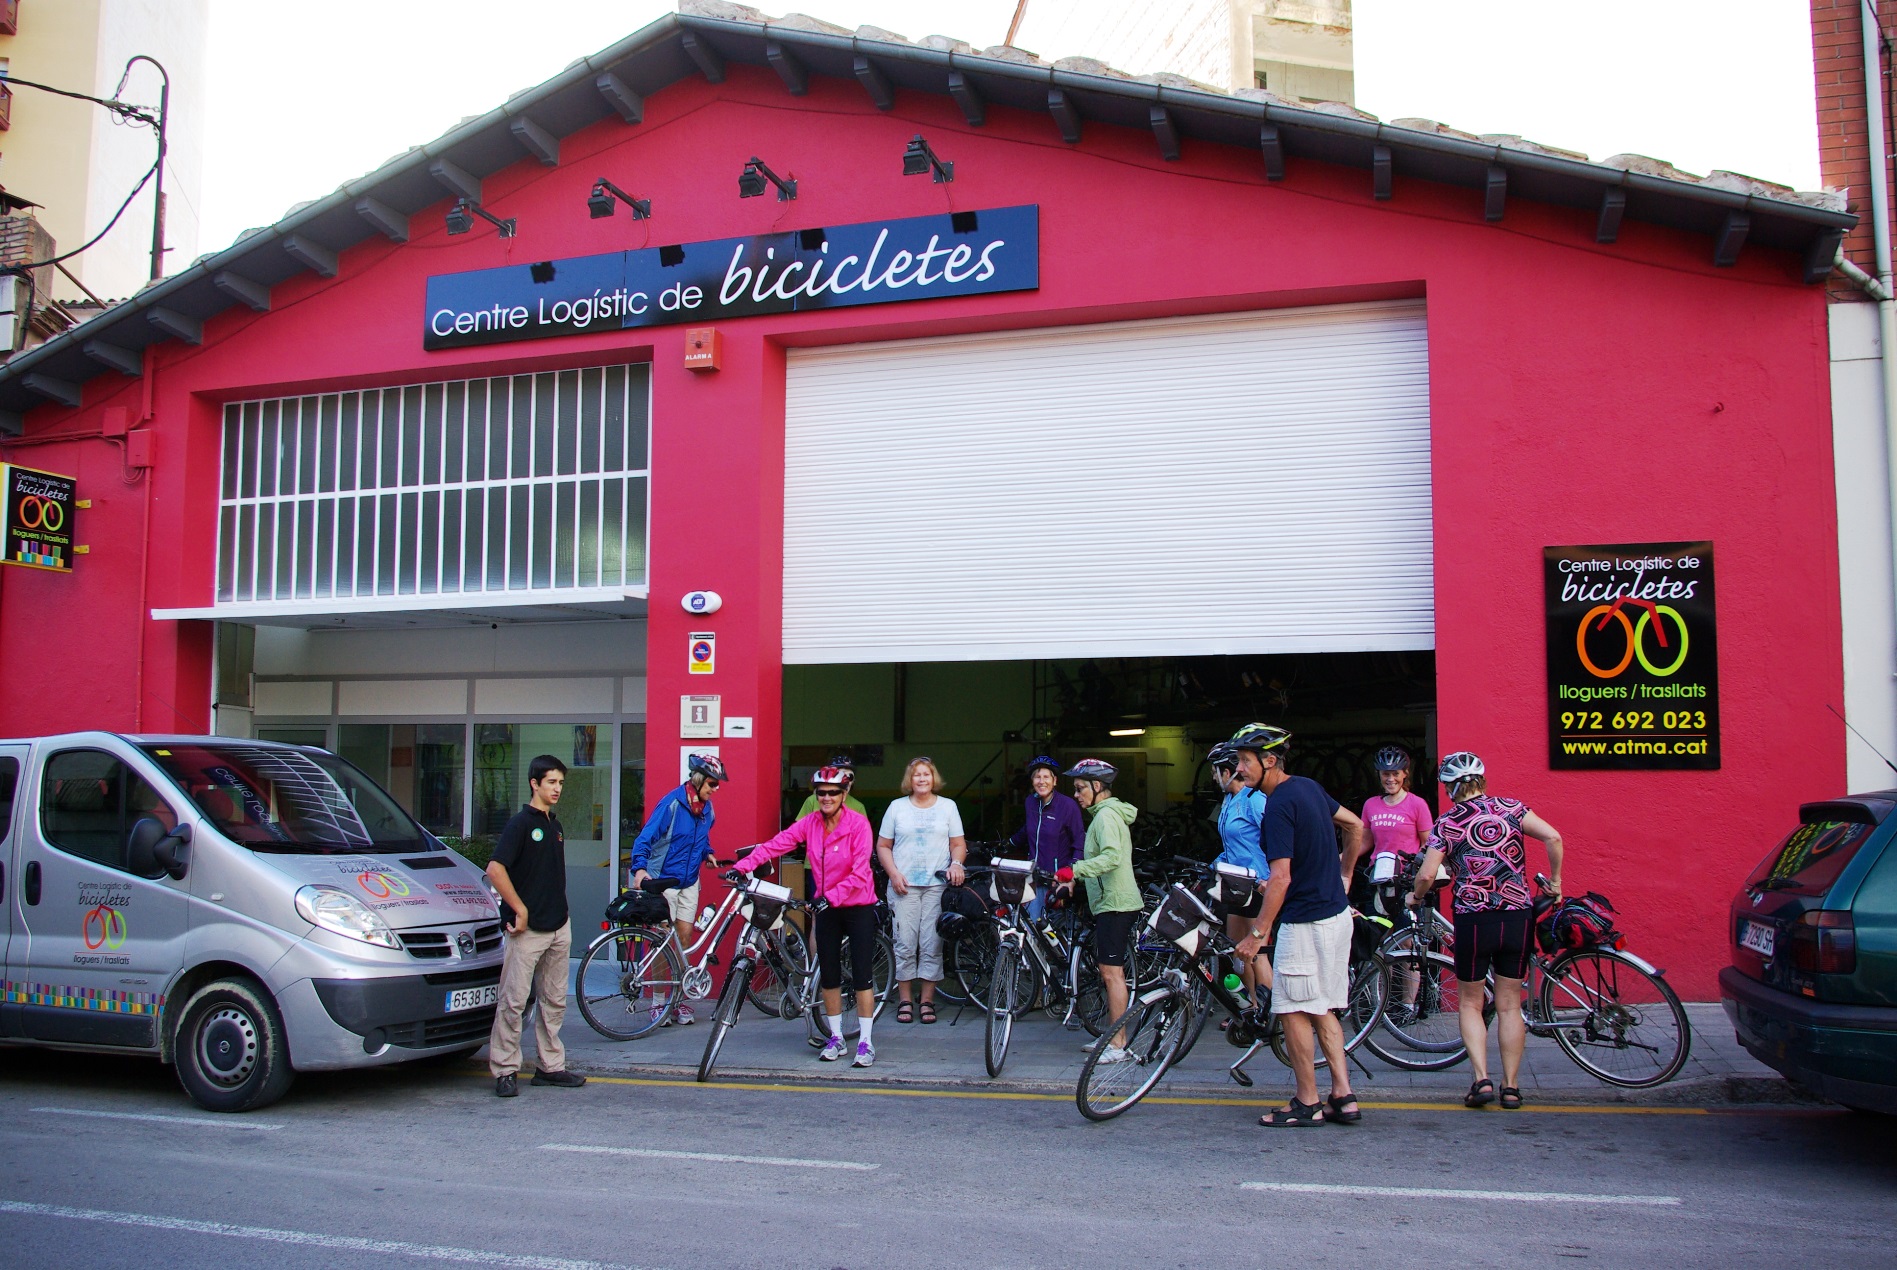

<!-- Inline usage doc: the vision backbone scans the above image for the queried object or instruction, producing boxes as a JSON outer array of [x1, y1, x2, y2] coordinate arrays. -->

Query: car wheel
[[174, 978, 295, 1113]]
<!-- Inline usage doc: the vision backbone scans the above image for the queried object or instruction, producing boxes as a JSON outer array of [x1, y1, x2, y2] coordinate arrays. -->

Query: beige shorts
[[666, 880, 701, 924], [1270, 909, 1353, 1016]]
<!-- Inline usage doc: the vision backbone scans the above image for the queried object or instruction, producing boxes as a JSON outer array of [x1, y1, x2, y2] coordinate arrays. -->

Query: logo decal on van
[[82, 905, 128, 950], [356, 872, 412, 900]]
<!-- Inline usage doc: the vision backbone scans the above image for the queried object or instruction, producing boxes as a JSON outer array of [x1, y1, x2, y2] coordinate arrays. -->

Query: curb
[[551, 1058, 1826, 1108]]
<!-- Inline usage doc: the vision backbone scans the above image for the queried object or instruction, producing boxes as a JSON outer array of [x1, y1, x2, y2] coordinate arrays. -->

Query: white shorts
[[1270, 910, 1353, 1016], [666, 880, 701, 924]]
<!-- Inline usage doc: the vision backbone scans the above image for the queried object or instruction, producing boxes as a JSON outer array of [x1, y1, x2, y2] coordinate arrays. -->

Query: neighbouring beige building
[[0, 0, 207, 309], [1014, 0, 1353, 101]]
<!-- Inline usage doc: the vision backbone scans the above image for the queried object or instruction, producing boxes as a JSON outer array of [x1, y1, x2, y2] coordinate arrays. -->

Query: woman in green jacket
[[1056, 758, 1140, 1062]]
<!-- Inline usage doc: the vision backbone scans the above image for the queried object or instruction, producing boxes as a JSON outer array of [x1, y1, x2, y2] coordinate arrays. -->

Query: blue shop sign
[[424, 205, 1038, 350]]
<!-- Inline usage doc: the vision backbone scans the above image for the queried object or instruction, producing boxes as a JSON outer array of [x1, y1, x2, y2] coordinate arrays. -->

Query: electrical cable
[[0, 73, 157, 127], [9, 161, 157, 271]]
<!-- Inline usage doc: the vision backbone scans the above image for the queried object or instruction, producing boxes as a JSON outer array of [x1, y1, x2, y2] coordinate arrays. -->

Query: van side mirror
[[126, 817, 191, 881]]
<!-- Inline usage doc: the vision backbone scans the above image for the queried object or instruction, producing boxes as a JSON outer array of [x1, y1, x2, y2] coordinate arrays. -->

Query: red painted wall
[[0, 65, 1843, 996]]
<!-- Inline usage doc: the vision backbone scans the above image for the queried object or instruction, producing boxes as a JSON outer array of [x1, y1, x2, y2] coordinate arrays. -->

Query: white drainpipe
[[1860, 2, 1897, 664]]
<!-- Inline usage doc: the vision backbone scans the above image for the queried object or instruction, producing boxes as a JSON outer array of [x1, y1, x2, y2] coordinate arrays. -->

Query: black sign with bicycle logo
[[1544, 541, 1718, 770], [1, 463, 77, 573]]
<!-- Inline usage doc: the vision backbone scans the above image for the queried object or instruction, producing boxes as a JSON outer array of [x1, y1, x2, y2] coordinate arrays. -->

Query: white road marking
[[32, 1106, 284, 1131], [0, 1199, 636, 1269], [541, 1143, 877, 1171], [1242, 1181, 1681, 1207]]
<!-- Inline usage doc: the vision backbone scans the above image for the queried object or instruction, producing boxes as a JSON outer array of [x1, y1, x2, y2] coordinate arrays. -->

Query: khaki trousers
[[488, 920, 571, 1077]]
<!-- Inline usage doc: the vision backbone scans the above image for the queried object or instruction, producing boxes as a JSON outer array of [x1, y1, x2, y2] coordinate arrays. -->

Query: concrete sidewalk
[[506, 969, 1802, 1106]]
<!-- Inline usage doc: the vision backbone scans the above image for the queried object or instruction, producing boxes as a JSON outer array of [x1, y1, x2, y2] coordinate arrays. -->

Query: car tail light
[[1787, 910, 1856, 975]]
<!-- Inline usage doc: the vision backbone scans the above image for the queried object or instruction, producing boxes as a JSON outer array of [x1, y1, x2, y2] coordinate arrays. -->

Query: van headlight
[[294, 885, 403, 951]]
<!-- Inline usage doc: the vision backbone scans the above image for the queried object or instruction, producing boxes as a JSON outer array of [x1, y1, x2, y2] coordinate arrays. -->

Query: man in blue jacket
[[1009, 756, 1085, 919], [629, 753, 726, 1024]]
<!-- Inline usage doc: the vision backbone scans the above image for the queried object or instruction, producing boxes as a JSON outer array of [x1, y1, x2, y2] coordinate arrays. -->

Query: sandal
[[919, 1001, 938, 1024], [1499, 1086, 1523, 1110], [1464, 1078, 1495, 1108], [895, 1001, 914, 1024], [1259, 1098, 1328, 1128], [1325, 1093, 1362, 1125]]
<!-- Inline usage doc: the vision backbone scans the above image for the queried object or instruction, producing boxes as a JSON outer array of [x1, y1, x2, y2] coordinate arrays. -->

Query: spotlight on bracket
[[738, 156, 797, 201], [903, 134, 954, 183], [588, 178, 652, 220], [446, 198, 516, 238]]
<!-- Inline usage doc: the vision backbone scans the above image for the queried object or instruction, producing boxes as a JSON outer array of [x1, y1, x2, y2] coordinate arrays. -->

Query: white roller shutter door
[[783, 301, 1431, 664]]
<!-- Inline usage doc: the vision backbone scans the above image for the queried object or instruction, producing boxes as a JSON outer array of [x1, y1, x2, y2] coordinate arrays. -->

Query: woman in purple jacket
[[735, 766, 881, 1067], [1008, 756, 1085, 918]]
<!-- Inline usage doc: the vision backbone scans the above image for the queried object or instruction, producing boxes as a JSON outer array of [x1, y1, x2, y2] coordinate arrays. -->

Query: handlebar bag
[[740, 878, 794, 932], [990, 858, 1035, 908]]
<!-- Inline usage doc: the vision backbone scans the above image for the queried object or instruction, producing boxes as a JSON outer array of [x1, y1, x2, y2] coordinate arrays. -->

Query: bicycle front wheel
[[747, 923, 810, 1019], [1364, 950, 1472, 1070], [696, 956, 750, 1083], [985, 944, 1018, 1077], [576, 925, 681, 1041], [1539, 948, 1691, 1088], [949, 921, 1000, 1012], [1076, 988, 1192, 1121]]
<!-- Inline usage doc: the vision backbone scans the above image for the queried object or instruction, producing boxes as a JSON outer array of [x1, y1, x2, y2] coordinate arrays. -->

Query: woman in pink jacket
[[735, 766, 881, 1067]]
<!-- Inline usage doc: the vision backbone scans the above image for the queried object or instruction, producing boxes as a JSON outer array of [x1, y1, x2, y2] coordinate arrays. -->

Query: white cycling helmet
[[1437, 751, 1485, 785]]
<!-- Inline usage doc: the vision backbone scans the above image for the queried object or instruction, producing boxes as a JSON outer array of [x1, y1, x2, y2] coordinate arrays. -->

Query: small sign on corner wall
[[688, 630, 716, 675]]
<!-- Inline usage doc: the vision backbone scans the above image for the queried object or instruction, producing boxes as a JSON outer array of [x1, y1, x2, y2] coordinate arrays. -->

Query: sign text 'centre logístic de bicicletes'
[[423, 205, 1039, 351]]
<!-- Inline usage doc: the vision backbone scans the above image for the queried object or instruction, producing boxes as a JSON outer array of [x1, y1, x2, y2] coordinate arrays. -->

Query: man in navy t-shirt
[[1229, 725, 1366, 1128]]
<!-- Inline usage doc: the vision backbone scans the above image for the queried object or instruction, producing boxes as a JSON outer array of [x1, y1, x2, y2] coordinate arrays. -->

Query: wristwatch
[[1249, 928, 1266, 941]]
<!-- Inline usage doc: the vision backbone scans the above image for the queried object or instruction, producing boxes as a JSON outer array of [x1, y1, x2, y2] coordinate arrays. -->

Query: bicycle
[[949, 861, 1116, 1021], [697, 872, 805, 1082], [574, 858, 759, 1040], [1074, 866, 1387, 1121], [1370, 872, 1692, 1087]]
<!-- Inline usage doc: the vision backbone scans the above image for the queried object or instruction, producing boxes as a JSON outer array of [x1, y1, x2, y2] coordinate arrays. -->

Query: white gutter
[[1861, 1, 1897, 668]]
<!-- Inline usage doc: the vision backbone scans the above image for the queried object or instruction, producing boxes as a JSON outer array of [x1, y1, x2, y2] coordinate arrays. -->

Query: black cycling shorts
[[1093, 910, 1139, 968], [1454, 907, 1533, 983], [815, 903, 880, 993], [1222, 887, 1263, 919]]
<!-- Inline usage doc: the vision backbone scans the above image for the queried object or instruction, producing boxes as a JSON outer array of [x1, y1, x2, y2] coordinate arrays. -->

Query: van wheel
[[174, 978, 295, 1112]]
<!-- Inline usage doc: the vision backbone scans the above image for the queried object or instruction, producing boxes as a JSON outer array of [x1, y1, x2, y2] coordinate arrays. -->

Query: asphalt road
[[1, 1047, 1892, 1269]]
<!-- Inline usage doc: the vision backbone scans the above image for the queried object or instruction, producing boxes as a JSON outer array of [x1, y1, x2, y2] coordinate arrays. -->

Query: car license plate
[[1740, 921, 1775, 957], [445, 984, 498, 1013]]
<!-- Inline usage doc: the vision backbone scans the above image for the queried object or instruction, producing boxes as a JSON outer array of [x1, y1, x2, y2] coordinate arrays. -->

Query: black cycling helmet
[[1206, 741, 1240, 771], [687, 754, 729, 783], [1229, 723, 1291, 754], [1026, 755, 1061, 777], [825, 754, 855, 779], [1062, 757, 1118, 785], [1374, 746, 1412, 772]]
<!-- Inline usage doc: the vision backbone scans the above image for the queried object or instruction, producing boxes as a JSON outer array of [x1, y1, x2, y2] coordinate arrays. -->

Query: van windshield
[[139, 742, 435, 855]]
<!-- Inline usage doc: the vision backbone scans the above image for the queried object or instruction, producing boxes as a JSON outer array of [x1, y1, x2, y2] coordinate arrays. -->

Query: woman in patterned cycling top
[[1406, 751, 1565, 1111]]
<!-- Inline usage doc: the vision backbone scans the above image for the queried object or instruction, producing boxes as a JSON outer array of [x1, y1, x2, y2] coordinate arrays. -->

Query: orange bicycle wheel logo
[[16, 495, 63, 532], [357, 872, 411, 899], [1577, 596, 1690, 679], [83, 905, 128, 950]]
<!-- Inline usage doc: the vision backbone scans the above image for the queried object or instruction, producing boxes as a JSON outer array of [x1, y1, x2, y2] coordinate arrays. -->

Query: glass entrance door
[[473, 723, 614, 932]]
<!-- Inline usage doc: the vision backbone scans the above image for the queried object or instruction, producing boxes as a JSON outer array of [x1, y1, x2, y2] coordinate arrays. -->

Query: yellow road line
[[469, 1069, 1802, 1116]]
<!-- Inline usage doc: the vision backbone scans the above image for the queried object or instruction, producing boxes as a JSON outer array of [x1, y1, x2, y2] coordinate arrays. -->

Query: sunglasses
[[815, 788, 845, 798]]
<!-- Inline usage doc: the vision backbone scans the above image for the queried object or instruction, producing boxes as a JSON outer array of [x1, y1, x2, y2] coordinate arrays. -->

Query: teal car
[[1721, 793, 1897, 1113]]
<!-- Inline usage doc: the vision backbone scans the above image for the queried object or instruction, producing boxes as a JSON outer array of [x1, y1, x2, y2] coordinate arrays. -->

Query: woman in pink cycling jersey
[[1360, 746, 1432, 878], [735, 766, 881, 1068]]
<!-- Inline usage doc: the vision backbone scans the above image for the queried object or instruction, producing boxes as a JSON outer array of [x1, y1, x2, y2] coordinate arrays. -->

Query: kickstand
[[1229, 1039, 1262, 1088], [1349, 1048, 1376, 1082]]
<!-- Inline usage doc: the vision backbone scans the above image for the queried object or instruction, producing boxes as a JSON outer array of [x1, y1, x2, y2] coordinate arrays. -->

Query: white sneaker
[[819, 1035, 847, 1062], [650, 1006, 670, 1027], [853, 1040, 875, 1068], [1095, 1045, 1134, 1065], [673, 1004, 696, 1026]]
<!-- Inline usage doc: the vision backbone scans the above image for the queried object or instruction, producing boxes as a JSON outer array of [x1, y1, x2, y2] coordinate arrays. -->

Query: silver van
[[0, 732, 505, 1111]]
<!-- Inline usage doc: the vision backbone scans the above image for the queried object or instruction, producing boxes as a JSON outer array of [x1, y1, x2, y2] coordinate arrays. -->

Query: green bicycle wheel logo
[[1576, 595, 1689, 679]]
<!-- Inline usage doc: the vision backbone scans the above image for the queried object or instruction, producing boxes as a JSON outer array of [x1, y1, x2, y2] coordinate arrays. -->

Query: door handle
[[24, 859, 39, 906]]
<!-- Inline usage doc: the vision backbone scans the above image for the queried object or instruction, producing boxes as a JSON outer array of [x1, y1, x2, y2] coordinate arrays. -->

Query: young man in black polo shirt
[[486, 754, 586, 1097]]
